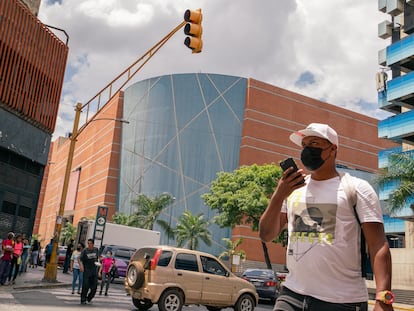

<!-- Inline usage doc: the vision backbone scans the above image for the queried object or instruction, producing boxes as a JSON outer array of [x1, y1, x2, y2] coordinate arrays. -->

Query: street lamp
[[42, 103, 128, 282]]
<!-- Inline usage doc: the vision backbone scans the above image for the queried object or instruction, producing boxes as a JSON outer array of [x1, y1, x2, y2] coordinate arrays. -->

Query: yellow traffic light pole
[[43, 102, 82, 282], [42, 9, 202, 283]]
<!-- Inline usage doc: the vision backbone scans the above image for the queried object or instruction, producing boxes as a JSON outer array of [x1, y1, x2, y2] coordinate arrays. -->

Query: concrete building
[[36, 73, 395, 263], [0, 0, 68, 239], [377, 1, 414, 243]]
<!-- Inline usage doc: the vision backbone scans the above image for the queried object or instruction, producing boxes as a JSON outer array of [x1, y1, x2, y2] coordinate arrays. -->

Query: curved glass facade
[[119, 73, 247, 255]]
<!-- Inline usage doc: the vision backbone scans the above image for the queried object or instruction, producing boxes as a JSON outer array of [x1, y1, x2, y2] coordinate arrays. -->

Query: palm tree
[[218, 238, 246, 272], [129, 192, 175, 230], [218, 238, 246, 260], [376, 152, 414, 215], [174, 210, 212, 250]]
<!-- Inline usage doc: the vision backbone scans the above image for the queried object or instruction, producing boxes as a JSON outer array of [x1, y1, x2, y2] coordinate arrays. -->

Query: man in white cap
[[259, 123, 393, 311]]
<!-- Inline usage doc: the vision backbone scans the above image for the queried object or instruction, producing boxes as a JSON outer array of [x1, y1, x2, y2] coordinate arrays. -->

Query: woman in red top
[[98, 250, 115, 296], [8, 234, 23, 284], [0, 232, 14, 285]]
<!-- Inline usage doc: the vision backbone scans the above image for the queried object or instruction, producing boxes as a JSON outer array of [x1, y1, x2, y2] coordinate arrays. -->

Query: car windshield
[[101, 245, 136, 258], [114, 249, 133, 260]]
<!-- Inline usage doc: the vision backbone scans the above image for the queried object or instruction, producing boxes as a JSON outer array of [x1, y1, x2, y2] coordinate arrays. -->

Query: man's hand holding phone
[[279, 158, 306, 187]]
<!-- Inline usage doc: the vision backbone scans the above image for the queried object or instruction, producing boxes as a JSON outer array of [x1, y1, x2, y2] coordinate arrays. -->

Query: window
[[158, 251, 172, 267], [201, 256, 226, 276], [17, 205, 31, 218], [175, 253, 198, 272], [2, 201, 16, 215]]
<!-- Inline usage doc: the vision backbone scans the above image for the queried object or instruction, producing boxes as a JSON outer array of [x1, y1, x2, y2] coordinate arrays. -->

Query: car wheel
[[206, 307, 222, 311], [234, 294, 255, 311], [158, 289, 183, 311], [126, 262, 145, 289], [132, 298, 153, 310]]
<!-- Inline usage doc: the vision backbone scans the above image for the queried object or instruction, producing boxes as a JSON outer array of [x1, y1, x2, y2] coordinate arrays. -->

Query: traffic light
[[184, 9, 203, 53]]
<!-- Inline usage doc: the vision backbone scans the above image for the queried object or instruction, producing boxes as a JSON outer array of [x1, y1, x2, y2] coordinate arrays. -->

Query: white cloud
[[38, 0, 392, 138]]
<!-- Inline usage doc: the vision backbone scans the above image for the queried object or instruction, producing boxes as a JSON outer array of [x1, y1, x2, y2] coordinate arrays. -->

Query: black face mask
[[301, 146, 329, 171], [77, 247, 81, 251]]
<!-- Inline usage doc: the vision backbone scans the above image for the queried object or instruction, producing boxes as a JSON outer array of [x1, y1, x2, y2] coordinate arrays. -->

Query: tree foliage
[[129, 192, 175, 230], [202, 164, 282, 231], [60, 222, 76, 245], [376, 152, 414, 215], [112, 212, 130, 225], [218, 237, 246, 261], [175, 210, 212, 250]]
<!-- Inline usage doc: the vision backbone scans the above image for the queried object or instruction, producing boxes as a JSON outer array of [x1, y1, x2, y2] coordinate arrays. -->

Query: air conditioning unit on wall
[[379, 0, 387, 12], [378, 20, 393, 39], [378, 48, 387, 66], [387, 0, 404, 16]]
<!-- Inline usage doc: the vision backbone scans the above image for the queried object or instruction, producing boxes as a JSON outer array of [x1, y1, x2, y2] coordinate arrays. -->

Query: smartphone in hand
[[279, 158, 305, 185], [280, 157, 299, 174]]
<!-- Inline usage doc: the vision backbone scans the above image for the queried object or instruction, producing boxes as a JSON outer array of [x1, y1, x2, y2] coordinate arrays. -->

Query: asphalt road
[[0, 280, 396, 311], [0, 281, 277, 311]]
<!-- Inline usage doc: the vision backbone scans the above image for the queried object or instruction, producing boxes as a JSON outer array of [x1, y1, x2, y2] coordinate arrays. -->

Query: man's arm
[[259, 167, 305, 242], [79, 251, 84, 272], [363, 222, 393, 311]]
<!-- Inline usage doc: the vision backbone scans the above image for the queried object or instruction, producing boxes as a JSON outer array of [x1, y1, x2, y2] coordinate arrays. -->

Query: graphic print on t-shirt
[[288, 202, 337, 262]]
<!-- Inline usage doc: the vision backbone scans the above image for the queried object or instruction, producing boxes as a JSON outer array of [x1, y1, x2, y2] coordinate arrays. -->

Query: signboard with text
[[93, 205, 108, 250]]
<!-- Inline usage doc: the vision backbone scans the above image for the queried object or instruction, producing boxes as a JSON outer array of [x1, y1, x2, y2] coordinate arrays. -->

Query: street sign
[[93, 205, 108, 250]]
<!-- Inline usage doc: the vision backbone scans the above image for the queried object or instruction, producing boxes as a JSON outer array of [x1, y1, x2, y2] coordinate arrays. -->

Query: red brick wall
[[34, 93, 123, 244]]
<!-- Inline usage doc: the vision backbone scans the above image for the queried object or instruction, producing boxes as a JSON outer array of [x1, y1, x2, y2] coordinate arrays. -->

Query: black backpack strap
[[340, 172, 368, 278], [351, 203, 368, 278]]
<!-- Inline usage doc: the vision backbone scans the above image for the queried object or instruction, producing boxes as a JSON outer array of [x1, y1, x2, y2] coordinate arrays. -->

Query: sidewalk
[[0, 266, 72, 291]]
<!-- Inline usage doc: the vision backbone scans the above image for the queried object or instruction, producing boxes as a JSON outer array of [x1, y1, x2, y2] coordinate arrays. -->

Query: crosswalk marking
[[48, 287, 132, 305]]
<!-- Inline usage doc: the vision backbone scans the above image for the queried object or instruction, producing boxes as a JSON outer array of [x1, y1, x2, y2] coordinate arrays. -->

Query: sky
[[38, 0, 391, 138]]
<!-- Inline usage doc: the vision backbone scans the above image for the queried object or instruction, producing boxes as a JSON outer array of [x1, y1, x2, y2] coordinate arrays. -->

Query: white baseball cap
[[289, 123, 338, 147]]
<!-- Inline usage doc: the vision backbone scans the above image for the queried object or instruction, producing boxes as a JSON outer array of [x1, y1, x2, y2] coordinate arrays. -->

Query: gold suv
[[124, 246, 258, 311]]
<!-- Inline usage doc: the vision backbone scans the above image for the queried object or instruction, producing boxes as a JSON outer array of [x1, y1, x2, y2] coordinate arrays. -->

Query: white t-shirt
[[71, 250, 81, 270], [281, 174, 383, 303]]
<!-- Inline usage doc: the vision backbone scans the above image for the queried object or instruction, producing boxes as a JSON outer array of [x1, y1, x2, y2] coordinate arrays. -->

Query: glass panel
[[120, 74, 247, 255]]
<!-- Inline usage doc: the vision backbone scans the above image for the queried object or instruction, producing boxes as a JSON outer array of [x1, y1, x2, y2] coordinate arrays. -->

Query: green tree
[[112, 212, 130, 225], [60, 222, 76, 245], [202, 163, 283, 269], [129, 192, 175, 230], [376, 153, 414, 214], [175, 210, 212, 250]]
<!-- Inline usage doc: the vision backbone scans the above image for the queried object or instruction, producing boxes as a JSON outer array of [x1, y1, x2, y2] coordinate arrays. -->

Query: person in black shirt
[[30, 239, 40, 268], [79, 239, 99, 304], [63, 239, 74, 274]]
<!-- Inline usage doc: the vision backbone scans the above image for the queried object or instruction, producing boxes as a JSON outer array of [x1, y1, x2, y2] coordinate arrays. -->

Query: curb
[[13, 282, 71, 290], [368, 300, 414, 311]]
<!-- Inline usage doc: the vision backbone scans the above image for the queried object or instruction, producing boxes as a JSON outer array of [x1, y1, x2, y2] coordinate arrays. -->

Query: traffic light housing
[[184, 9, 202, 53]]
